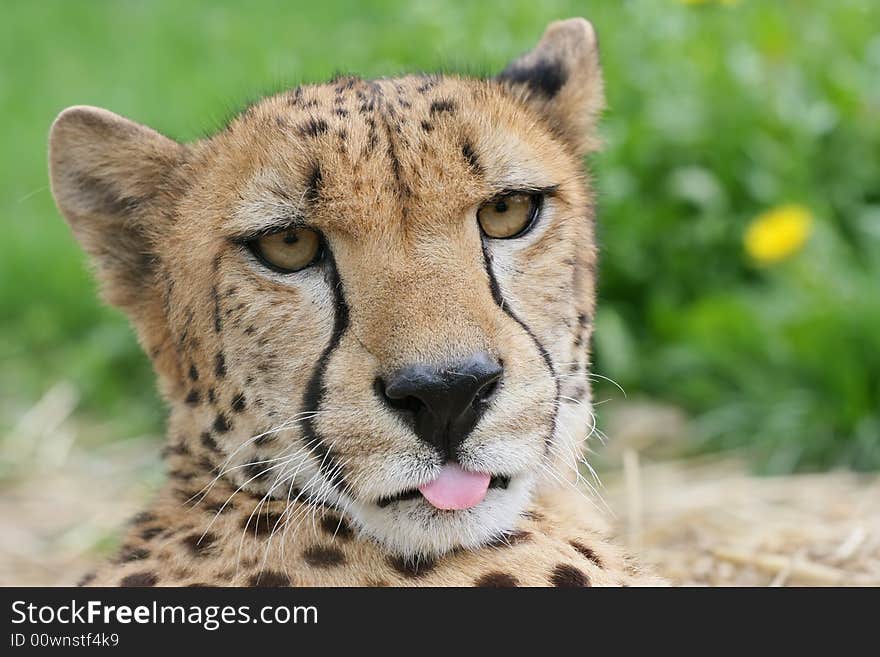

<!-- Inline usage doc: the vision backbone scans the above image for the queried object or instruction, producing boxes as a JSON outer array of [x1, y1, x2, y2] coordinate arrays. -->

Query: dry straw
[[604, 454, 880, 586]]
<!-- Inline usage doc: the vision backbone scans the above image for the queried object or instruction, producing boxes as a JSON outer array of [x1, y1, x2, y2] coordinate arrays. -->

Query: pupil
[[495, 201, 508, 213], [282, 231, 299, 245]]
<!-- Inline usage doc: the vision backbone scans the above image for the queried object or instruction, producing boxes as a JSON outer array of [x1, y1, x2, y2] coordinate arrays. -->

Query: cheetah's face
[[49, 19, 604, 558]]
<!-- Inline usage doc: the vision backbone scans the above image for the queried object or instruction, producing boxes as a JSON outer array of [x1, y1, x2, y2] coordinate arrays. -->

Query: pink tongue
[[418, 463, 491, 511]]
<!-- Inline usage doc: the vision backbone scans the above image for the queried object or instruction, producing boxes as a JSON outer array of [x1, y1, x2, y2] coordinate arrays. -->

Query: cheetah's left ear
[[497, 18, 605, 154]]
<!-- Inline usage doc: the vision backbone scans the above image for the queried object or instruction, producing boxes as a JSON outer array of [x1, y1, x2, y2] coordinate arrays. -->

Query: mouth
[[376, 465, 511, 510]]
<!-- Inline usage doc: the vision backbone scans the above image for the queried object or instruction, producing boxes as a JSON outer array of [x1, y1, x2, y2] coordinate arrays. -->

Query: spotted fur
[[49, 18, 663, 587]]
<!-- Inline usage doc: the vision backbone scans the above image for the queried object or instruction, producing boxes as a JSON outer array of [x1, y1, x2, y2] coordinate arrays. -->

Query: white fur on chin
[[344, 472, 536, 559]]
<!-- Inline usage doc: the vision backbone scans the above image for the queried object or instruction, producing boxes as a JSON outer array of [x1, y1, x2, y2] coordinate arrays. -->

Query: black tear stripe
[[300, 250, 351, 495], [480, 241, 560, 454]]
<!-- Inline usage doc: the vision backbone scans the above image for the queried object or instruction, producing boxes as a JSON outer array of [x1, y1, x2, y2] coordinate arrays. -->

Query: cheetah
[[49, 18, 663, 587]]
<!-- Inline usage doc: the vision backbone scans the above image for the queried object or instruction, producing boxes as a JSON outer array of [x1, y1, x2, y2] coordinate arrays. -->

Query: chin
[[347, 472, 536, 559]]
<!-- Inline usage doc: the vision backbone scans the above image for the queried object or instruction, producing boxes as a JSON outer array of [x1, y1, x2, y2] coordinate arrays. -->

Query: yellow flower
[[744, 204, 813, 265]]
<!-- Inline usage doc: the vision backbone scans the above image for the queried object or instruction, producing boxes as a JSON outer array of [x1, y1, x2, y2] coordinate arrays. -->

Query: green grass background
[[1, 0, 878, 472]]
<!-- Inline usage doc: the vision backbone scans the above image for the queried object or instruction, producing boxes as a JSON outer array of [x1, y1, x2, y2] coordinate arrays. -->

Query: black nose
[[378, 352, 503, 461]]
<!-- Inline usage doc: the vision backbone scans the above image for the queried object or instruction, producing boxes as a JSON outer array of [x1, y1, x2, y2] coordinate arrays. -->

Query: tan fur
[[49, 18, 664, 587], [80, 482, 662, 587]]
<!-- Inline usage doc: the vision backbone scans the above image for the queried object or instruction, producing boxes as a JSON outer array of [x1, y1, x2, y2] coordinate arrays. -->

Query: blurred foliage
[[1, 0, 877, 471], [590, 0, 880, 472]]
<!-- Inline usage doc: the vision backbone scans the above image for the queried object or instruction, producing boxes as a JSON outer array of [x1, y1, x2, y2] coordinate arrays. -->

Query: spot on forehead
[[287, 87, 303, 107], [461, 141, 482, 176], [298, 118, 329, 138], [332, 74, 359, 90], [429, 99, 456, 115], [416, 77, 439, 94], [306, 164, 322, 202]]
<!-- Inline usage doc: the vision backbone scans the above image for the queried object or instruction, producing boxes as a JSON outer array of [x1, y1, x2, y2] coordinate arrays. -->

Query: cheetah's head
[[49, 19, 604, 558]]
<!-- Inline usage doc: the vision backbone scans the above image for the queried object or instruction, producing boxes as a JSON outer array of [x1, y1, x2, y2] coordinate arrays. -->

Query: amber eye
[[249, 227, 322, 273], [477, 193, 540, 239]]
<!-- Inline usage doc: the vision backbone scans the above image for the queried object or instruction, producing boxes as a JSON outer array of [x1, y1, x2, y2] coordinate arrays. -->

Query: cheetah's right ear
[[497, 18, 605, 154], [49, 106, 188, 381], [48, 106, 186, 313]]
